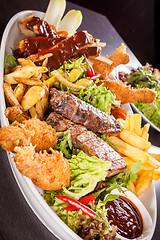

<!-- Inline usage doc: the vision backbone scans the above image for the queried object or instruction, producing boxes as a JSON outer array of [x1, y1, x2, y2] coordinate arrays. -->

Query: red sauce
[[105, 196, 143, 239]]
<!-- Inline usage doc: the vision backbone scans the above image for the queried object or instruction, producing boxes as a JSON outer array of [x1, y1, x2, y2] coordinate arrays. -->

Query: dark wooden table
[[0, 1, 160, 240]]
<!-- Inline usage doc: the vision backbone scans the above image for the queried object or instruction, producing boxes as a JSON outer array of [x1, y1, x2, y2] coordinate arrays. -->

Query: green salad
[[45, 130, 141, 239], [119, 64, 160, 129]]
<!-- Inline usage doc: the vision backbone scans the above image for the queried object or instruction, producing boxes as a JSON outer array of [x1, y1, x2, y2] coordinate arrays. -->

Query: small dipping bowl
[[105, 188, 153, 240]]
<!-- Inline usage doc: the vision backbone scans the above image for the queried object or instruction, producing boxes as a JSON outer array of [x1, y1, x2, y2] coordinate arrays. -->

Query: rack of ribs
[[46, 112, 126, 177]]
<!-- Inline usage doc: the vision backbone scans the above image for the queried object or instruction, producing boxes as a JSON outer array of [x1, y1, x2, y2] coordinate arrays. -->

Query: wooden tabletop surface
[[0, 1, 160, 240]]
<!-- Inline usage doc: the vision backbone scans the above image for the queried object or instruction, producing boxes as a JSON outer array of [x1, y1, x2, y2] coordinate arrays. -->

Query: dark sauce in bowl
[[105, 196, 143, 239]]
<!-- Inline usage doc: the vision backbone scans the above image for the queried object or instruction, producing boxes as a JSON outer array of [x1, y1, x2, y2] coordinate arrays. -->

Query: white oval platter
[[0, 10, 157, 240]]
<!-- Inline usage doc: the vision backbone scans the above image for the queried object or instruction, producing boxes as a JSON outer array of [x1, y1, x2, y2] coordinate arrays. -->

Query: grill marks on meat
[[50, 88, 121, 135], [46, 112, 126, 177]]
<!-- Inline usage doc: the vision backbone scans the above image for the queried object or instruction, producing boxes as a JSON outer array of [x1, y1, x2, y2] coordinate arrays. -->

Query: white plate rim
[[0, 10, 157, 240]]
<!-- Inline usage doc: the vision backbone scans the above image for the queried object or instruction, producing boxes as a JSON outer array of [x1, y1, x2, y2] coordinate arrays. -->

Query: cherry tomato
[[111, 107, 127, 120]]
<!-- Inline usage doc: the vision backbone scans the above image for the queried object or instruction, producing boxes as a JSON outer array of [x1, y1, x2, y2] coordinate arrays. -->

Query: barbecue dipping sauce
[[105, 196, 143, 239]]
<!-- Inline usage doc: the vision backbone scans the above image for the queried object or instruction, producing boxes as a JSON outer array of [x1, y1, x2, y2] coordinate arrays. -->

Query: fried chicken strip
[[90, 43, 130, 79], [100, 78, 157, 104], [0, 118, 57, 152], [14, 145, 70, 190]]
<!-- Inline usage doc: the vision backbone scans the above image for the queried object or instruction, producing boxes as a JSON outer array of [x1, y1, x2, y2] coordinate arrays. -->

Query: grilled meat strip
[[50, 88, 121, 135], [46, 112, 126, 177]]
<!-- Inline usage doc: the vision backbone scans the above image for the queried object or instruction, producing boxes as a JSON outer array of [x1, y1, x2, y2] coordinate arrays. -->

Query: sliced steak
[[50, 88, 121, 135], [46, 112, 126, 177]]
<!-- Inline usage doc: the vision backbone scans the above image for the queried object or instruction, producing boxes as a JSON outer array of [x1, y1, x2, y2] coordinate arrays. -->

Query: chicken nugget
[[14, 145, 71, 191]]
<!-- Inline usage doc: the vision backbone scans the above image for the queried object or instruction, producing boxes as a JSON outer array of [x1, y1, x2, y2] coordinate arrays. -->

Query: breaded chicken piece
[[100, 78, 157, 104], [14, 145, 71, 190], [91, 43, 130, 79], [0, 119, 57, 152]]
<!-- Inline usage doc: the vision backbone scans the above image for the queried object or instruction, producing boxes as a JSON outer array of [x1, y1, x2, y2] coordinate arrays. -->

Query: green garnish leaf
[[103, 194, 119, 204], [4, 55, 16, 69]]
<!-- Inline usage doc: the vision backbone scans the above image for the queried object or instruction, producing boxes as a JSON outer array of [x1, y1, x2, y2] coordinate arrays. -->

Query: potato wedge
[[135, 170, 153, 196], [43, 75, 56, 87], [29, 106, 38, 118], [4, 66, 36, 84], [17, 58, 36, 67], [108, 136, 149, 163], [119, 130, 151, 150], [35, 100, 44, 120], [13, 83, 26, 102], [41, 86, 49, 112], [21, 86, 45, 111], [4, 106, 30, 122], [3, 82, 21, 107], [14, 77, 42, 86]]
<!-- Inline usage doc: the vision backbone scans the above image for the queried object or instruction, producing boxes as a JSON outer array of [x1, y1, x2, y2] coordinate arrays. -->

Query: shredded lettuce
[[69, 83, 120, 114], [58, 56, 85, 73], [4, 55, 16, 69]]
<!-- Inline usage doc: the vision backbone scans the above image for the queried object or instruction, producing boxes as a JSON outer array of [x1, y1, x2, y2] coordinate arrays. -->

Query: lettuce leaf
[[63, 151, 111, 200], [44, 151, 111, 203]]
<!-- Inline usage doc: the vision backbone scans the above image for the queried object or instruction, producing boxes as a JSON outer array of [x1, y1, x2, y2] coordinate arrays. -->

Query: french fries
[[109, 113, 160, 196]]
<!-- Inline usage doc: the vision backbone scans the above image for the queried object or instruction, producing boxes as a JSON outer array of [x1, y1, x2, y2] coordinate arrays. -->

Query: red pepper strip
[[64, 194, 96, 211], [56, 195, 96, 218], [87, 68, 94, 77]]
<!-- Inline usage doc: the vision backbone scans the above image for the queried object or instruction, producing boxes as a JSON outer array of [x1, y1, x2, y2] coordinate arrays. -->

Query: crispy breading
[[0, 121, 33, 152], [100, 78, 157, 104], [14, 145, 70, 190], [91, 43, 130, 79], [0, 119, 57, 152]]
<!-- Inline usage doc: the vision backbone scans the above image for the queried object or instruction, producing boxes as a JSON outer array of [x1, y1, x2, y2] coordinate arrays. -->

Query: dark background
[[0, 1, 160, 240], [0, 0, 159, 68]]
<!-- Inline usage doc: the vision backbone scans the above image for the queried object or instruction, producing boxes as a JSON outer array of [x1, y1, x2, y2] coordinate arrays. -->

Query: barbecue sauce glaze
[[105, 196, 143, 239]]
